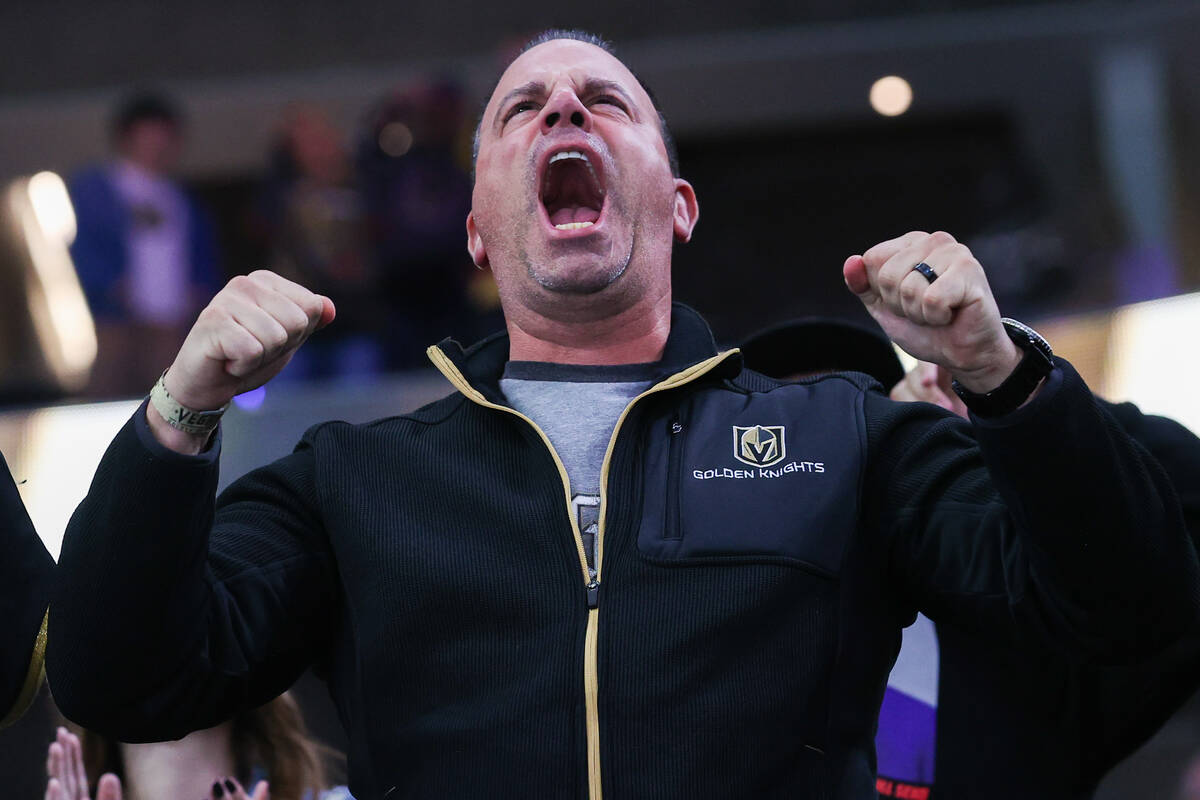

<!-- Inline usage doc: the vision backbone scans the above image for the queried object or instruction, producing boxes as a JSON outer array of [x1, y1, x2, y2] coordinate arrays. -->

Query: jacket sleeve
[[0, 452, 54, 728], [866, 359, 1200, 662], [47, 403, 340, 741], [1075, 403, 1200, 779]]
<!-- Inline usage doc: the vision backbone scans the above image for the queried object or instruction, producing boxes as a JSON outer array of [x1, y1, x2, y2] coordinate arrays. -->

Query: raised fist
[[162, 270, 335, 413], [843, 231, 1019, 393]]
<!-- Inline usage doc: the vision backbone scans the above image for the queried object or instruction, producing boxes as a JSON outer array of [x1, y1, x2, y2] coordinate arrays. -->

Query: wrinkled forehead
[[483, 39, 654, 127]]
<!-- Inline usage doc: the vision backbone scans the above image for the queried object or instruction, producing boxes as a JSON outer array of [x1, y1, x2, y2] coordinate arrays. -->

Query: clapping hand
[[45, 727, 121, 800], [45, 726, 269, 800]]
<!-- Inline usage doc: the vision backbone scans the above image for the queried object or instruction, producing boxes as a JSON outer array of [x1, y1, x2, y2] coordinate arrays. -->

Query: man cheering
[[49, 30, 1197, 799]]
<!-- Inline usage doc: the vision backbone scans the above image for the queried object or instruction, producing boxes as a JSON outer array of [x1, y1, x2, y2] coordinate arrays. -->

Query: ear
[[671, 179, 699, 243], [466, 211, 489, 269]]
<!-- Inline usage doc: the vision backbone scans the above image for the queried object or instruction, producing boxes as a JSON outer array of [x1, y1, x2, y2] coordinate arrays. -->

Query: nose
[[540, 89, 591, 134]]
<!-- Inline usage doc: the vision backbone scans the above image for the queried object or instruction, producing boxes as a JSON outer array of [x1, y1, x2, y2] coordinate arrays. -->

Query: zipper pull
[[669, 417, 683, 435], [586, 580, 600, 609]]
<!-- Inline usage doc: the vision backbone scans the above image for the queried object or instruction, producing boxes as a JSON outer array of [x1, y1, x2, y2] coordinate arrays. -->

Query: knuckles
[[225, 274, 254, 294], [285, 309, 312, 336], [921, 289, 950, 319], [194, 304, 230, 331], [927, 230, 956, 248], [302, 295, 325, 322], [899, 277, 922, 305], [225, 333, 266, 372], [266, 326, 290, 350], [877, 270, 901, 294]]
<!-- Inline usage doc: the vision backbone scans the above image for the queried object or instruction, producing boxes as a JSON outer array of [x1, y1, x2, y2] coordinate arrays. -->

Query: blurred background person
[[1182, 755, 1200, 800], [254, 104, 381, 382], [357, 79, 487, 369], [42, 693, 349, 800], [0, 450, 53, 730], [67, 92, 220, 397]]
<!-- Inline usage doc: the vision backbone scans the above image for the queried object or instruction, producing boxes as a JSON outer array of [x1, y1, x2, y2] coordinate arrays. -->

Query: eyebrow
[[581, 78, 638, 118], [491, 77, 640, 129], [493, 81, 546, 129]]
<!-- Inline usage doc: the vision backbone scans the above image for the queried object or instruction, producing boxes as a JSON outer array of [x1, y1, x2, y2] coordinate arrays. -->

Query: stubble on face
[[522, 203, 637, 296]]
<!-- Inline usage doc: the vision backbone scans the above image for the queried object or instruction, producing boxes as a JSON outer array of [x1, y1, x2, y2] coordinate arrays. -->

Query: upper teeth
[[550, 150, 589, 165], [548, 150, 601, 188]]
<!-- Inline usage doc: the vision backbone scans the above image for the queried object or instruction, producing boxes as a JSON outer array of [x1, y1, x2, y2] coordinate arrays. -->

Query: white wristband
[[148, 370, 228, 436]]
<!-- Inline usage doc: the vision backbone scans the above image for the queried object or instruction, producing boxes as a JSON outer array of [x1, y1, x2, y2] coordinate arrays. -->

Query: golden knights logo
[[732, 425, 787, 468]]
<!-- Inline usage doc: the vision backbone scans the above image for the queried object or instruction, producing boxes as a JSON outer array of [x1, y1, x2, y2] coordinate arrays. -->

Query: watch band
[[148, 370, 228, 435], [951, 318, 1054, 417]]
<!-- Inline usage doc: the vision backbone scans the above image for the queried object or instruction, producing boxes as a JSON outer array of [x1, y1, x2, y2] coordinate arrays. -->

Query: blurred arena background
[[1, 0, 1199, 795]]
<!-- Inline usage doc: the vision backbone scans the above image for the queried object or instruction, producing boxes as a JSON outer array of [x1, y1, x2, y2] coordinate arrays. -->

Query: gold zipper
[[427, 346, 590, 582], [428, 345, 739, 800]]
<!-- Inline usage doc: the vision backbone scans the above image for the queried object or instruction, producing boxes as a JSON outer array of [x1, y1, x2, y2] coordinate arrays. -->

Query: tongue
[[550, 206, 601, 226]]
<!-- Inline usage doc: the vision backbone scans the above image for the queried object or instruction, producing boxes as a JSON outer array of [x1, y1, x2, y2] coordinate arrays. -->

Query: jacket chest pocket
[[636, 386, 864, 576]]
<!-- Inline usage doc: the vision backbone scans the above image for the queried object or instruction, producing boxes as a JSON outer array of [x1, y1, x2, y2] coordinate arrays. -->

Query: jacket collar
[[428, 302, 743, 404]]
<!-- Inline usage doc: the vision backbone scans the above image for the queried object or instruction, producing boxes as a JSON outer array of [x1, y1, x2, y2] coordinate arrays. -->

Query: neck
[[505, 286, 672, 365], [121, 723, 236, 800]]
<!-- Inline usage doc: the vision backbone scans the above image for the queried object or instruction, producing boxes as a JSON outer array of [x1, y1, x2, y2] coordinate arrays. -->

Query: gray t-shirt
[[500, 361, 657, 578]]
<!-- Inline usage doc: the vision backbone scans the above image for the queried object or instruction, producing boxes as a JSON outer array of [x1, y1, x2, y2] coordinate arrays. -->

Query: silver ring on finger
[[911, 262, 938, 283]]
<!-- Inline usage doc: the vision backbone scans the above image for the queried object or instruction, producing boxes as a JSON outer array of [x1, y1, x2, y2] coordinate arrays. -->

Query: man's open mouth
[[540, 149, 607, 232]]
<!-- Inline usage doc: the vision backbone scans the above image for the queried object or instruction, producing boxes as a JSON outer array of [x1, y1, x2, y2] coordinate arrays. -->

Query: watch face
[[1001, 318, 1053, 361]]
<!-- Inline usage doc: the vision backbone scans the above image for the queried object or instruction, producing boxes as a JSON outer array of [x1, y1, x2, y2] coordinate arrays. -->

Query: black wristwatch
[[951, 318, 1054, 417]]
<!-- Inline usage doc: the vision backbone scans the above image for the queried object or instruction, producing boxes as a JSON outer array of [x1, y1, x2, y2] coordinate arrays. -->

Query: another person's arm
[[1075, 404, 1200, 778], [867, 372, 1196, 659], [1, 451, 54, 728], [890, 364, 1200, 780]]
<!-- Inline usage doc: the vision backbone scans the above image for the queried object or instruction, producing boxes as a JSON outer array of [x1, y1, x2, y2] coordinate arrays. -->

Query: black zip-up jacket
[[1, 451, 53, 728], [48, 305, 1199, 799]]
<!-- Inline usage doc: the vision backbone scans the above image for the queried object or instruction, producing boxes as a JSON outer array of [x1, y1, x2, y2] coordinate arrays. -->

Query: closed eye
[[503, 100, 539, 124], [590, 94, 629, 113]]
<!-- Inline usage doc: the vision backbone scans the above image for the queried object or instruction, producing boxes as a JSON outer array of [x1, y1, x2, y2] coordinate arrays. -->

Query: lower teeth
[[554, 221, 594, 230]]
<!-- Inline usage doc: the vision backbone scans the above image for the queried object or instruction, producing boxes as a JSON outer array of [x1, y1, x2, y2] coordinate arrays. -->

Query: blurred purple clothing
[[876, 687, 937, 784], [875, 613, 939, 786]]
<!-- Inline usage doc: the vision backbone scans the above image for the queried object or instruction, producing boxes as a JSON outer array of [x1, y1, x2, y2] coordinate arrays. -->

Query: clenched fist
[[843, 231, 1021, 394], [149, 270, 335, 453]]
